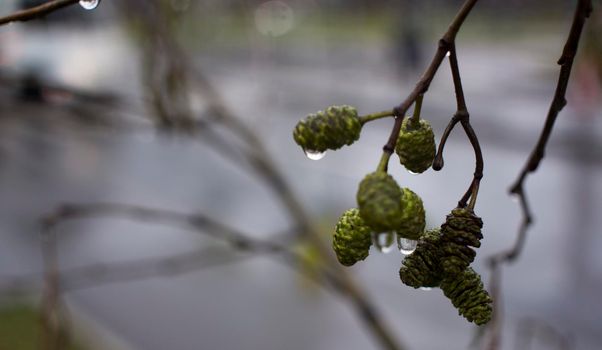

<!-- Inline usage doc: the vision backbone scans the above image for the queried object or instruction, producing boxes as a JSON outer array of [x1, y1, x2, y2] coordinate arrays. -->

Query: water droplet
[[420, 287, 432, 291], [79, 0, 100, 10], [304, 149, 326, 160], [397, 237, 417, 255], [446, 51, 451, 57], [511, 194, 520, 203], [407, 169, 420, 175], [372, 232, 395, 254]]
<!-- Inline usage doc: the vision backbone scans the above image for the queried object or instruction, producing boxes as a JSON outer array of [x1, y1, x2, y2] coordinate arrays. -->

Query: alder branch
[[384, 0, 480, 154], [0, 0, 79, 26], [484, 1, 593, 349], [433, 44, 484, 210], [489, 0, 592, 272]]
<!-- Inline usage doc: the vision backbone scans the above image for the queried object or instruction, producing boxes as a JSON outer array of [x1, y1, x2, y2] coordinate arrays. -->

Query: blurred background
[[0, 0, 601, 349]]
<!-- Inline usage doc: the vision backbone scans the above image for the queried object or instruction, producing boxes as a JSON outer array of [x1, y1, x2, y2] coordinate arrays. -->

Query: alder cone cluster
[[398, 208, 491, 325]]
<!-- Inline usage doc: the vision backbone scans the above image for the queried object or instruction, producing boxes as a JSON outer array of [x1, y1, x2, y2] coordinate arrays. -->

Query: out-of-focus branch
[[40, 212, 68, 350], [484, 1, 593, 349], [0, 247, 255, 293], [34, 202, 394, 328], [40, 203, 292, 255], [118, 3, 407, 349], [57, 247, 256, 291], [0, 0, 79, 25], [515, 318, 574, 350]]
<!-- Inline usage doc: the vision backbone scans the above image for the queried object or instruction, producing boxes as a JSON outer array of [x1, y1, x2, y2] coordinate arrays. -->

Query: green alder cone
[[395, 118, 436, 174], [439, 208, 484, 277], [356, 171, 404, 232], [440, 267, 493, 326], [332, 208, 373, 266], [293, 105, 362, 153], [396, 188, 426, 240], [399, 229, 443, 288]]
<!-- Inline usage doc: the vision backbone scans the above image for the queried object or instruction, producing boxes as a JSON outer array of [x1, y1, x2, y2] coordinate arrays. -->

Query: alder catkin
[[293, 105, 362, 153], [332, 208, 372, 266], [439, 208, 484, 277], [440, 267, 493, 325], [399, 229, 443, 288], [396, 188, 426, 240], [356, 171, 404, 232], [395, 118, 436, 173]]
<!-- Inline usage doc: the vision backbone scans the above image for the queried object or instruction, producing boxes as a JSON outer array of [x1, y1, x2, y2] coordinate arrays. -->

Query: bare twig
[[489, 0, 592, 290], [384, 0, 480, 154], [484, 1, 593, 349], [433, 44, 484, 210], [0, 0, 79, 26]]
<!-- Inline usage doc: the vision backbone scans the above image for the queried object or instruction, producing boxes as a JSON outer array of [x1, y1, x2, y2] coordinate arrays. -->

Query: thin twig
[[0, 0, 79, 25], [431, 44, 484, 209], [489, 0, 593, 289], [409, 94, 423, 126], [384, 0, 480, 154], [449, 44, 484, 210], [484, 1, 593, 349], [359, 110, 396, 125], [432, 116, 461, 171]]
